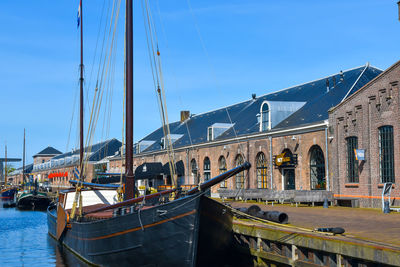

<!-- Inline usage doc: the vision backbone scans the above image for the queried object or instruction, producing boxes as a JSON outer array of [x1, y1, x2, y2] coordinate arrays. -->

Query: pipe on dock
[[235, 205, 289, 224]]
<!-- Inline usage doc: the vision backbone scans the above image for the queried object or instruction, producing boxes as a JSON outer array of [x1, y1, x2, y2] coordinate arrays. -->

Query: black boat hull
[[47, 194, 233, 266], [18, 194, 51, 210]]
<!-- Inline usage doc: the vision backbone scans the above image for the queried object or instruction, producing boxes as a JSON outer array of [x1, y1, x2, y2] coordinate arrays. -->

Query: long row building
[[11, 60, 400, 208]]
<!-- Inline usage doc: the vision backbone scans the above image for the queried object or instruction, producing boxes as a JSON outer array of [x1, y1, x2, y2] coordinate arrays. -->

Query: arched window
[[260, 102, 270, 131], [219, 156, 227, 188], [191, 159, 198, 184], [309, 145, 325, 190], [379, 126, 394, 183], [256, 152, 267, 189], [203, 157, 211, 182], [235, 154, 244, 189], [346, 136, 358, 183]]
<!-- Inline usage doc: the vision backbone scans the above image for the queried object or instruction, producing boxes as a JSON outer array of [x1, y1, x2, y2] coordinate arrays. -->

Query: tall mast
[[4, 144, 7, 185], [79, 0, 84, 179], [125, 0, 134, 200], [23, 129, 25, 184]]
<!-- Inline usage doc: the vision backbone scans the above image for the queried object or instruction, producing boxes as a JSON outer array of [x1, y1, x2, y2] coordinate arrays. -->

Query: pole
[[79, 0, 84, 180], [23, 129, 25, 184], [125, 0, 135, 200], [4, 144, 7, 185]]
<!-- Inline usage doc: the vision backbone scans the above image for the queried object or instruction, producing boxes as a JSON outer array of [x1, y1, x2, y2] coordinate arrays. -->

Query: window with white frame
[[260, 102, 270, 131]]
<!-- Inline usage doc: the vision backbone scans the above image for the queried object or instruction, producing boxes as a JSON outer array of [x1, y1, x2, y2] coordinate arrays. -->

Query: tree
[[6, 164, 15, 175]]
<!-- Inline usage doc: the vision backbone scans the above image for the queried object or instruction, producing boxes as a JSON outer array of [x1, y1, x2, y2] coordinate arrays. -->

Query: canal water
[[0, 200, 87, 266]]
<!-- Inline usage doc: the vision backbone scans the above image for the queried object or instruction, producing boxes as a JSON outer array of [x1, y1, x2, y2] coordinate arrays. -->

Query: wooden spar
[[82, 188, 176, 216], [69, 180, 121, 189], [125, 0, 135, 200], [187, 162, 251, 195], [79, 0, 84, 179]]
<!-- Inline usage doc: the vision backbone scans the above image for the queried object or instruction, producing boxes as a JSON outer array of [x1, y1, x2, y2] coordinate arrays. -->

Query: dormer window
[[207, 123, 234, 141], [160, 134, 183, 149], [260, 101, 270, 131]]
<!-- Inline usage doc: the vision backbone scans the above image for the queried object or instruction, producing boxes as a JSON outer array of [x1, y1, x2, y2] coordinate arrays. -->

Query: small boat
[[1, 188, 18, 208], [0, 187, 18, 201], [17, 190, 51, 210], [17, 179, 51, 210]]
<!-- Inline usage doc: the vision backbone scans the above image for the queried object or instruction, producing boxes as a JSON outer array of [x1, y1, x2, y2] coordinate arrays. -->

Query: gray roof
[[136, 64, 382, 154], [52, 138, 122, 162], [33, 146, 62, 157]]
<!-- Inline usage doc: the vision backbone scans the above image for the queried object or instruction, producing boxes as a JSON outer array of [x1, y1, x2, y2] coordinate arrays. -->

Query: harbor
[[1, 198, 400, 266], [1, 1, 400, 266]]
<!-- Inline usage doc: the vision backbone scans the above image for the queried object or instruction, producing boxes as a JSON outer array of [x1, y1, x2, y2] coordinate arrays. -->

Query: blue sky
[[1, 0, 399, 167]]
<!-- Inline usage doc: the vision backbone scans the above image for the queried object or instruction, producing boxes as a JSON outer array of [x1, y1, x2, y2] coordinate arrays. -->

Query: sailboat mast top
[[79, 0, 84, 178], [23, 129, 25, 184], [125, 0, 135, 200]]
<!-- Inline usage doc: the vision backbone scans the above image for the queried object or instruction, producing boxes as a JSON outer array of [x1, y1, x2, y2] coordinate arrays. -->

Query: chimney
[[180, 110, 190, 122], [339, 70, 344, 81], [252, 93, 256, 100]]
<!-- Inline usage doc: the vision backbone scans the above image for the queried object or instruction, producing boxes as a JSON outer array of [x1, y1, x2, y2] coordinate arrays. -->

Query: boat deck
[[67, 203, 156, 220], [229, 202, 400, 247]]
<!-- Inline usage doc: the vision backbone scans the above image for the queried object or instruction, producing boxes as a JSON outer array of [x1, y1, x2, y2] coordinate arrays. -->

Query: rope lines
[[141, 0, 177, 186]]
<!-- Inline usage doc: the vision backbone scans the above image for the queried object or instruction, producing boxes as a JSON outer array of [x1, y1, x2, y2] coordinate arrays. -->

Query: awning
[[135, 162, 164, 180], [162, 160, 185, 177]]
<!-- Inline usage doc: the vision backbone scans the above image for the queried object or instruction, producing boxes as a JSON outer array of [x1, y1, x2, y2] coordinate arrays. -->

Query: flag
[[77, 0, 81, 28]]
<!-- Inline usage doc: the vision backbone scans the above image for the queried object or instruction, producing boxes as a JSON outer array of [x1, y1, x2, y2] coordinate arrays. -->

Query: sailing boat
[[47, 1, 251, 266], [1, 144, 18, 206]]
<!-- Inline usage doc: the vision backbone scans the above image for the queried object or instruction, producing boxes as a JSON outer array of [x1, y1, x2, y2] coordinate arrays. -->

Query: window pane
[[236, 155, 244, 189], [379, 126, 395, 183], [346, 137, 358, 183], [256, 152, 267, 189], [219, 156, 227, 188], [309, 146, 325, 190]]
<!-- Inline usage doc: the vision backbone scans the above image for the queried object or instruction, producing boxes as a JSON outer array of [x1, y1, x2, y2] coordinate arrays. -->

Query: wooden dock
[[229, 202, 400, 266]]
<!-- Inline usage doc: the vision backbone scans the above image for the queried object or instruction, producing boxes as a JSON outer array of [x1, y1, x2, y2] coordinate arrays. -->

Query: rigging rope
[[141, 0, 178, 186]]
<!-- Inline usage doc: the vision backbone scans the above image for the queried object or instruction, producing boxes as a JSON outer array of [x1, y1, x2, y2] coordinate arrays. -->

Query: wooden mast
[[4, 144, 7, 185], [22, 129, 25, 184], [79, 0, 84, 179], [125, 0, 134, 200]]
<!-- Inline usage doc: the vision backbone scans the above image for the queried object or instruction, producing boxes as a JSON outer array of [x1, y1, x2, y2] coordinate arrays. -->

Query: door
[[283, 168, 295, 190]]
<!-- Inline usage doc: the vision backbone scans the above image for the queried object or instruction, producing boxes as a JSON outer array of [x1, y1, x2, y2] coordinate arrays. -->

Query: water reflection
[[0, 200, 88, 267]]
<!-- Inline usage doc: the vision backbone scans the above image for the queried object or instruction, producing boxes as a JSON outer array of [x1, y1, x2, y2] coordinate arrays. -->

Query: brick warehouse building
[[109, 64, 382, 204], [27, 139, 121, 188], [329, 60, 400, 208]]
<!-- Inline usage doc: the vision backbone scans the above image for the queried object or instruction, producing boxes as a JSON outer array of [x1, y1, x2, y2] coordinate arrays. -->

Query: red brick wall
[[329, 61, 400, 207], [113, 126, 329, 195]]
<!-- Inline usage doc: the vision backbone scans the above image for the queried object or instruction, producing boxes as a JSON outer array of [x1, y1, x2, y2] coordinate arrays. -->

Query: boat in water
[[1, 187, 18, 201], [17, 190, 51, 210], [1, 188, 18, 208], [47, 163, 249, 266], [47, 1, 251, 265]]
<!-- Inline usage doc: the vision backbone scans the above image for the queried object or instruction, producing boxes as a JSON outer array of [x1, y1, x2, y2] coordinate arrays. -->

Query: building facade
[[29, 139, 121, 188], [329, 60, 400, 207], [109, 64, 383, 205]]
